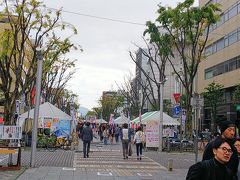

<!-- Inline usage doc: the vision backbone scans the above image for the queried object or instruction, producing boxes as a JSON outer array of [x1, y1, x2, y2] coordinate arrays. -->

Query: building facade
[[198, 0, 240, 130]]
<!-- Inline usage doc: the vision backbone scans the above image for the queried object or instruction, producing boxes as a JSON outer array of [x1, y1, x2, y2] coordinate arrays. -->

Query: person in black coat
[[82, 121, 93, 158], [186, 137, 233, 180], [202, 120, 239, 178]]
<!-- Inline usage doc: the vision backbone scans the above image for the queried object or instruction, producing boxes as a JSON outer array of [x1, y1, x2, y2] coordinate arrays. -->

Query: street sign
[[191, 97, 204, 108], [173, 105, 181, 117]]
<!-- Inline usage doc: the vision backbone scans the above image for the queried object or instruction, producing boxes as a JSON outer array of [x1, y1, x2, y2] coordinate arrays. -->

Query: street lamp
[[159, 78, 168, 152], [30, 48, 43, 167]]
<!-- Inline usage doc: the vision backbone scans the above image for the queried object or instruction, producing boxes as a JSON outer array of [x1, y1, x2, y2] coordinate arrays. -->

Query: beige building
[[198, 0, 240, 129]]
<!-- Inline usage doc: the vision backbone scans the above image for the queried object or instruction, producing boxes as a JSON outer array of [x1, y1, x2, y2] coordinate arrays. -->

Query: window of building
[[224, 91, 231, 103], [205, 70, 213, 79], [238, 28, 240, 40], [205, 46, 212, 55], [237, 56, 240, 68], [216, 38, 224, 51], [224, 62, 229, 73], [229, 5, 238, 19], [212, 43, 217, 53], [238, 2, 240, 13], [229, 58, 237, 71], [217, 14, 224, 27], [224, 10, 229, 21], [228, 30, 238, 45], [224, 37, 229, 47], [216, 64, 224, 75]]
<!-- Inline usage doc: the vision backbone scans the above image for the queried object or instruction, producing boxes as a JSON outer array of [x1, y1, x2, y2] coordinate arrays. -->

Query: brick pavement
[[1, 138, 197, 180]]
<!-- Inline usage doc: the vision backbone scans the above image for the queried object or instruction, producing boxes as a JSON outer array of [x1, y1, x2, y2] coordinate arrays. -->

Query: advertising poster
[[0, 126, 22, 139], [146, 120, 159, 148], [163, 127, 174, 137], [52, 118, 59, 132], [43, 117, 52, 128], [59, 120, 71, 136]]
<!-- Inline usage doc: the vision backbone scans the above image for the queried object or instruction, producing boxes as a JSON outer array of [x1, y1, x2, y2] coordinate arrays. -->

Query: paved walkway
[[1, 138, 191, 180]]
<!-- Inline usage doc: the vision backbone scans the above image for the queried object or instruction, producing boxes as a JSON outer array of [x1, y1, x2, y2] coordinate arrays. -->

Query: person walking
[[114, 125, 120, 143], [202, 120, 239, 179], [102, 126, 109, 145], [133, 126, 145, 160], [186, 137, 234, 180], [121, 123, 129, 159], [82, 121, 93, 158]]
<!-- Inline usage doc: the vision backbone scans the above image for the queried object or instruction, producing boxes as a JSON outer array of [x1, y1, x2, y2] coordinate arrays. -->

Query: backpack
[[140, 132, 146, 144]]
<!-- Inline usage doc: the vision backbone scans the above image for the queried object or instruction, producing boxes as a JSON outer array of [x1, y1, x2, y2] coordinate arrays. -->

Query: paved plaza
[[0, 139, 200, 180]]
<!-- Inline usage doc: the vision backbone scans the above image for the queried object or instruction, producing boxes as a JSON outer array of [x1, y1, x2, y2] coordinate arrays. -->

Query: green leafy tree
[[100, 93, 124, 122], [233, 84, 240, 104], [0, 0, 78, 124], [146, 0, 220, 136], [202, 82, 224, 131]]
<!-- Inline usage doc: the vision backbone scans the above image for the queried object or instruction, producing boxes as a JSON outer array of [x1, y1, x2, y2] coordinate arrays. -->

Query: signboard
[[0, 126, 22, 139], [146, 121, 159, 148], [173, 105, 181, 118], [173, 93, 181, 103], [191, 96, 204, 108], [163, 127, 174, 137]]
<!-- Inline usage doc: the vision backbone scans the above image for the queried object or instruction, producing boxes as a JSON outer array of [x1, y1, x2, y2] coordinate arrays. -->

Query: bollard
[[168, 158, 173, 171]]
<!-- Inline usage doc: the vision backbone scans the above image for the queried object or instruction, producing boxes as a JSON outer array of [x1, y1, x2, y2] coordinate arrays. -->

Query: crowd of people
[[76, 121, 145, 160], [76, 119, 240, 179]]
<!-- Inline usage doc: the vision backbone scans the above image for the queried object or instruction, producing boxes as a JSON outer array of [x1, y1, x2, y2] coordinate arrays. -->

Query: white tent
[[114, 115, 129, 125], [131, 111, 180, 126], [95, 119, 107, 124], [19, 102, 72, 128], [146, 111, 180, 126]]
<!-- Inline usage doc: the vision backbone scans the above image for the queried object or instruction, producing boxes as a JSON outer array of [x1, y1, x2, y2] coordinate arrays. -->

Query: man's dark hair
[[86, 122, 90, 126], [212, 137, 229, 149], [123, 123, 128, 128]]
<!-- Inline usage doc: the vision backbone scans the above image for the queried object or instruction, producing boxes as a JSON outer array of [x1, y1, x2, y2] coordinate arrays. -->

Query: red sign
[[173, 93, 181, 103], [0, 117, 4, 124]]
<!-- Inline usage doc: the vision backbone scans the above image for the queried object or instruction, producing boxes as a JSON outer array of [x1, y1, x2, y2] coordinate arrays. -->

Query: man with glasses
[[187, 137, 233, 179], [202, 120, 239, 179]]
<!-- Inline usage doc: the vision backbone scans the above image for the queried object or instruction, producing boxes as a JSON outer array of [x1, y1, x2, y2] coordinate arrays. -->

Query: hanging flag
[[109, 113, 114, 126], [139, 110, 142, 124], [31, 86, 36, 105]]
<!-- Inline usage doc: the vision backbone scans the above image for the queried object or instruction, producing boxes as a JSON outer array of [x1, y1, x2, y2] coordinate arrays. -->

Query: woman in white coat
[[133, 126, 145, 160]]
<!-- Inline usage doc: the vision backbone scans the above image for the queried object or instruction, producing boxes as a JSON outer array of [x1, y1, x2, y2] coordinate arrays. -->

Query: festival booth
[[19, 102, 72, 146], [114, 114, 129, 125], [130, 111, 180, 148]]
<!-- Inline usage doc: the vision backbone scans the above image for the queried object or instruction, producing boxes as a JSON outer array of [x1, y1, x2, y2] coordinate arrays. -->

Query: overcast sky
[[42, 0, 197, 110]]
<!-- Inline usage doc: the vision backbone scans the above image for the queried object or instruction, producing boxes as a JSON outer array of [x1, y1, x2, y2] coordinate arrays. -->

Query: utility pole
[[30, 49, 43, 167], [159, 78, 167, 152]]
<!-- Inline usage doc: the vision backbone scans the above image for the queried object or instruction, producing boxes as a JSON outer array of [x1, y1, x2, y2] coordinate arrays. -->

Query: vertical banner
[[146, 120, 159, 148], [109, 113, 114, 126]]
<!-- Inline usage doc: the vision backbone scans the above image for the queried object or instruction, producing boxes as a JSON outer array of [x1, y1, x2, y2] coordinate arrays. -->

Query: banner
[[0, 126, 22, 139], [146, 121, 159, 148]]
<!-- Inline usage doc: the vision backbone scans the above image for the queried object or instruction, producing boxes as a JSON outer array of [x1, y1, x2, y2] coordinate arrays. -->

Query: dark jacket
[[186, 158, 233, 180], [202, 139, 239, 177], [82, 126, 93, 141]]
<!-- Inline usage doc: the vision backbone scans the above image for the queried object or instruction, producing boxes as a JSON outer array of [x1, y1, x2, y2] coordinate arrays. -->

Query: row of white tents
[[114, 111, 180, 126], [18, 102, 180, 132]]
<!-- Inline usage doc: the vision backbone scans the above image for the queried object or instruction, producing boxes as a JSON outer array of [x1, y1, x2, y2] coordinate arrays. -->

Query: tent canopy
[[19, 102, 72, 128], [131, 111, 180, 126], [20, 102, 72, 120], [114, 115, 129, 125], [95, 119, 107, 124]]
